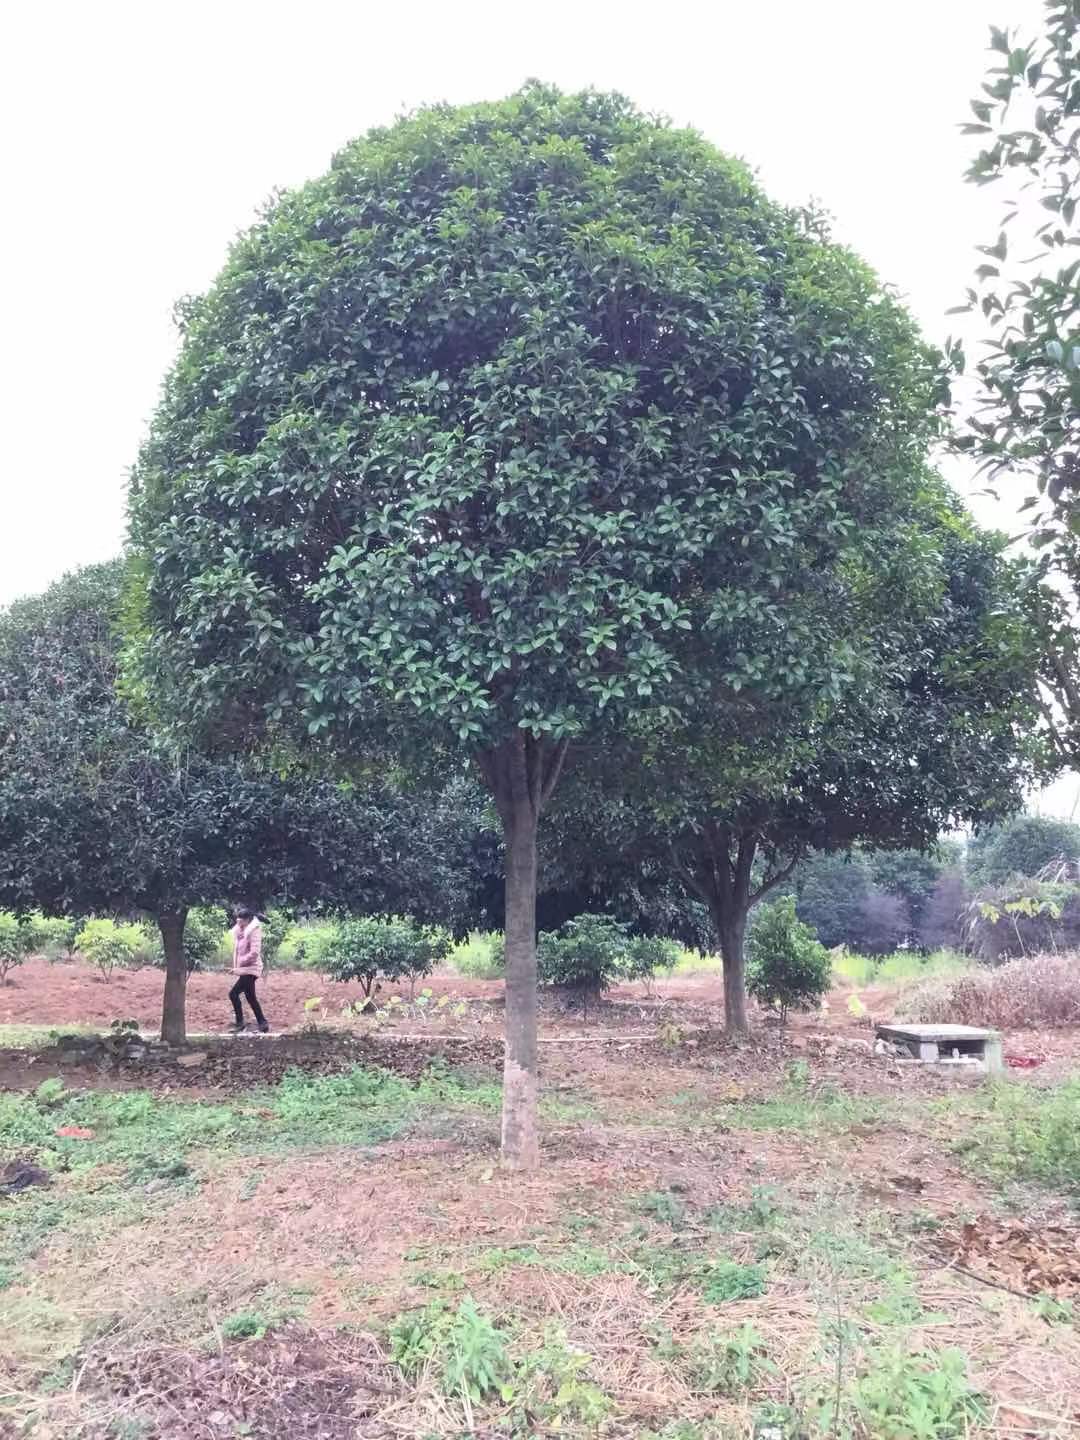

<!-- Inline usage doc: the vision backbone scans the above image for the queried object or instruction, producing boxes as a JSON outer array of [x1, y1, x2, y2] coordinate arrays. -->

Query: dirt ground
[[3, 960, 1080, 1438], [0, 956, 899, 1039]]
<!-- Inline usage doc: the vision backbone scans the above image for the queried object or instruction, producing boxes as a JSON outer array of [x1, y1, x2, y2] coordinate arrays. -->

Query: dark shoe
[[229, 1022, 245, 1034], [258, 1023, 270, 1034]]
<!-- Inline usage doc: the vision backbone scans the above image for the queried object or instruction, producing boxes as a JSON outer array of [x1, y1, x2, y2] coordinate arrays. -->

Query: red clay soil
[[0, 958, 901, 1039]]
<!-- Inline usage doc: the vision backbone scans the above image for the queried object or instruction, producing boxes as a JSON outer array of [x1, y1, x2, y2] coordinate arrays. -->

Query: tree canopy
[[131, 84, 952, 1164], [967, 812, 1080, 886], [546, 514, 1045, 1019], [955, 3, 1080, 759]]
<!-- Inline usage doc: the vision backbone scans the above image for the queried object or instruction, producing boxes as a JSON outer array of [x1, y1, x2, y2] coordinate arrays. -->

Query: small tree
[[536, 914, 629, 1001], [22, 913, 79, 962], [746, 897, 831, 1028], [0, 912, 29, 984], [75, 918, 146, 982], [321, 916, 450, 1000]]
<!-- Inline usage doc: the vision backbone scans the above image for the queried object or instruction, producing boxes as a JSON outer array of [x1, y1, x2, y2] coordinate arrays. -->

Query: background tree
[[546, 516, 1046, 1024], [796, 853, 873, 949], [0, 564, 482, 1043], [967, 812, 1080, 885], [919, 867, 970, 951], [954, 3, 1080, 757], [129, 85, 951, 1161], [865, 848, 948, 939]]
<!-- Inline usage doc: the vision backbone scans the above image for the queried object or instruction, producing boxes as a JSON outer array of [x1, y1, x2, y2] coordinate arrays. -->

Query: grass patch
[[831, 948, 969, 988], [0, 1023, 95, 1049], [948, 1077, 1080, 1196], [0, 1063, 500, 1286], [737, 1087, 884, 1133]]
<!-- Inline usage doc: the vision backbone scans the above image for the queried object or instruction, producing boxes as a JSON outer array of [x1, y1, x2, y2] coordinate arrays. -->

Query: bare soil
[[4, 959, 1080, 1437]]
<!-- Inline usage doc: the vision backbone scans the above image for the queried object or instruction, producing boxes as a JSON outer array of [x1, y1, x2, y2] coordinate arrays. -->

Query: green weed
[[949, 1078, 1080, 1195], [635, 1188, 688, 1228], [844, 1344, 988, 1439], [221, 1310, 276, 1341], [517, 1329, 611, 1429], [687, 1323, 775, 1396], [389, 1296, 513, 1403], [700, 1259, 767, 1304]]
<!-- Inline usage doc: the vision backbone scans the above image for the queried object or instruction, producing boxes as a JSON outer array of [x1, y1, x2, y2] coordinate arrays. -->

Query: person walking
[[228, 906, 270, 1033]]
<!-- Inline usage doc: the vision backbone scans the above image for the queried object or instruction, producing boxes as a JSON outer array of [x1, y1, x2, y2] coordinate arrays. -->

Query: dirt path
[[0, 957, 903, 1038]]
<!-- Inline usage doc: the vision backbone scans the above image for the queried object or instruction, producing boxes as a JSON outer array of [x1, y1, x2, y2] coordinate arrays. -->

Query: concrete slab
[[875, 1023, 1003, 1073], [877, 1024, 994, 1041]]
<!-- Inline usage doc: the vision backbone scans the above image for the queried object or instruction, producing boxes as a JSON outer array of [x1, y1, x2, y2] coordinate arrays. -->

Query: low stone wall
[[6, 1028, 504, 1088]]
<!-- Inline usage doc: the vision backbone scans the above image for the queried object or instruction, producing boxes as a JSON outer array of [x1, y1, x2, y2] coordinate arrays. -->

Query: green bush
[[746, 897, 831, 1025], [259, 908, 289, 965], [20, 913, 79, 962], [624, 934, 680, 986], [74, 918, 147, 981], [0, 913, 30, 984], [449, 930, 505, 980], [320, 915, 451, 997], [537, 915, 629, 996], [534, 916, 681, 1002], [183, 906, 230, 971], [278, 920, 345, 971]]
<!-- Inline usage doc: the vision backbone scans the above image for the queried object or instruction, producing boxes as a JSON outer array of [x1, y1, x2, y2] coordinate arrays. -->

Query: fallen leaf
[[55, 1126, 95, 1140]]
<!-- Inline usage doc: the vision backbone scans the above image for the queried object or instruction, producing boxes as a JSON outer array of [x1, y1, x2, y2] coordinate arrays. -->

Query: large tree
[[953, 3, 1080, 757], [0, 563, 479, 1043], [129, 85, 944, 1164], [546, 518, 1046, 1025]]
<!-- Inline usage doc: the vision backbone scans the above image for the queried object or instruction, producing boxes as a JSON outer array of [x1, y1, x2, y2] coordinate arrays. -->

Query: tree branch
[[539, 738, 570, 809], [750, 855, 799, 908]]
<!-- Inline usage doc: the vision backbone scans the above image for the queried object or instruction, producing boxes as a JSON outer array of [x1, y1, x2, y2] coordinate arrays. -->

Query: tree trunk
[[501, 800, 540, 1170], [159, 910, 189, 1046], [478, 732, 567, 1173], [717, 910, 749, 1035]]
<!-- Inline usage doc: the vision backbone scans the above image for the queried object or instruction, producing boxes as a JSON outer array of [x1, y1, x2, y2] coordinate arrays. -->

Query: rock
[[176, 1052, 207, 1069], [145, 1178, 171, 1194], [0, 1159, 52, 1193]]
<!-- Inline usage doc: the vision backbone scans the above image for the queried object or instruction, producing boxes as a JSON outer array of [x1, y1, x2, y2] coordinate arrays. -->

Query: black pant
[[229, 973, 267, 1029]]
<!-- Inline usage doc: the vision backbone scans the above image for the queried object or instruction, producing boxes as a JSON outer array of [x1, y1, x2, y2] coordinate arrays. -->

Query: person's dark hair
[[236, 905, 254, 920]]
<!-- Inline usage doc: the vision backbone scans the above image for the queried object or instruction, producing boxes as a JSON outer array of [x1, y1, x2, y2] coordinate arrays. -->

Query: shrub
[[449, 931, 505, 980], [536, 915, 629, 997], [624, 934, 681, 986], [182, 906, 230, 972], [20, 913, 78, 962], [320, 915, 451, 997], [74, 918, 146, 981], [533, 916, 681, 1007], [259, 908, 289, 965], [746, 897, 831, 1025], [900, 952, 1080, 1030], [278, 920, 338, 971], [0, 913, 29, 984]]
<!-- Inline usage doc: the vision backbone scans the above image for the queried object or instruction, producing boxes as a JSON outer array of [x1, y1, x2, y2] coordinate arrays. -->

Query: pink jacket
[[232, 919, 263, 978]]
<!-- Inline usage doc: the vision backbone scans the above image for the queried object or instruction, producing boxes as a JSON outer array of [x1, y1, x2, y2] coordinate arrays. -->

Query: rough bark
[[501, 799, 540, 1168], [478, 732, 567, 1171], [159, 909, 189, 1046], [716, 908, 749, 1033]]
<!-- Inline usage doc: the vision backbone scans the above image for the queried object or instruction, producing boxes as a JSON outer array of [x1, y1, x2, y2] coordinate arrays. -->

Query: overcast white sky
[[2, 0, 1075, 814]]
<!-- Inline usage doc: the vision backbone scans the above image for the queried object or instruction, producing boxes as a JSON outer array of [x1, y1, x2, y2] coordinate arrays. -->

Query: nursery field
[[3, 958, 1080, 1438]]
